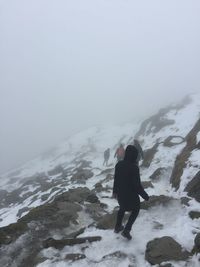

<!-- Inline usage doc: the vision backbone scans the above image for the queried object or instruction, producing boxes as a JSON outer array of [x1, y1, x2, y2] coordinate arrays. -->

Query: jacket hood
[[124, 145, 138, 162]]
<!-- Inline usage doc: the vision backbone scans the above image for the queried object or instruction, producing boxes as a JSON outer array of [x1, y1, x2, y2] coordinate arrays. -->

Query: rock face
[[170, 118, 200, 190], [184, 171, 200, 202], [145, 236, 190, 265]]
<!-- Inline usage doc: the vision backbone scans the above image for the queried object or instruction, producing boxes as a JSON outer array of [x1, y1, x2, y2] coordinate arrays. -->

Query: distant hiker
[[114, 144, 125, 162], [133, 139, 144, 164], [103, 148, 110, 166], [113, 145, 149, 240]]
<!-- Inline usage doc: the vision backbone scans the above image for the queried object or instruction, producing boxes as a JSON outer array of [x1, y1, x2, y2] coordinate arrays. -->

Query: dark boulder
[[145, 236, 190, 265]]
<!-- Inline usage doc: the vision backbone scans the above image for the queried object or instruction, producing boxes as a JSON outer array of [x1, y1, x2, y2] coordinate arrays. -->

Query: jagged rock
[[142, 143, 159, 168], [163, 136, 185, 147], [184, 171, 200, 202], [189, 211, 200, 220], [141, 195, 178, 210], [149, 168, 167, 182], [145, 236, 190, 265], [181, 197, 191, 206], [71, 169, 94, 184], [142, 181, 154, 189], [43, 236, 101, 249], [48, 165, 64, 176], [170, 119, 200, 190], [64, 253, 86, 261]]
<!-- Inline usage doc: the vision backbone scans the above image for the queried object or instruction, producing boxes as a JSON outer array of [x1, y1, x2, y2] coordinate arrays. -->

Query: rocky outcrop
[[184, 171, 200, 202], [170, 118, 200, 190], [145, 236, 190, 265]]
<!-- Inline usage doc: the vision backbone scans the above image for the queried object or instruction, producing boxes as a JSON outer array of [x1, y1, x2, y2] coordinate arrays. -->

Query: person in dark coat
[[112, 145, 149, 240]]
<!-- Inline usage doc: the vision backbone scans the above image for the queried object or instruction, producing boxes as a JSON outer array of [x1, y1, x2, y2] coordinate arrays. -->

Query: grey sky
[[0, 0, 200, 174]]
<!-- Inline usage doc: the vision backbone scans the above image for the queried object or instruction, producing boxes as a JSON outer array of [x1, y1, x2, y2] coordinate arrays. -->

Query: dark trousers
[[115, 207, 140, 232]]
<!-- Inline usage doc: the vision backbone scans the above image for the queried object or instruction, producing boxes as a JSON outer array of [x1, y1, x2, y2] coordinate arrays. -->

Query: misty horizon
[[1, 0, 200, 174]]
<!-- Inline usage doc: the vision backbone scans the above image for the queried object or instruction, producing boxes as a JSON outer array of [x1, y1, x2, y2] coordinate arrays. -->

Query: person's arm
[[134, 166, 149, 200]]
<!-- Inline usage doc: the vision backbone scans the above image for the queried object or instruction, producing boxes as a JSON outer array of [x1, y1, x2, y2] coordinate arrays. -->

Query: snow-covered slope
[[0, 94, 200, 267]]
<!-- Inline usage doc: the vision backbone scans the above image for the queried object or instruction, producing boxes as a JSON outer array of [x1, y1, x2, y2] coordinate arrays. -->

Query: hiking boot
[[114, 225, 124, 233], [121, 230, 132, 240]]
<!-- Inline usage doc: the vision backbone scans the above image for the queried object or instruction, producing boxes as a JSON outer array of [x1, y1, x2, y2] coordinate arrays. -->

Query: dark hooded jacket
[[113, 145, 149, 211]]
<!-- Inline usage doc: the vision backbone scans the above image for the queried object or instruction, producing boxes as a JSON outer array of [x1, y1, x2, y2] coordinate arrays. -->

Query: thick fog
[[0, 0, 200, 174]]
